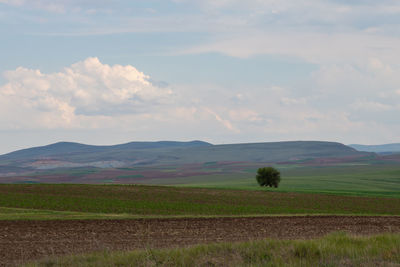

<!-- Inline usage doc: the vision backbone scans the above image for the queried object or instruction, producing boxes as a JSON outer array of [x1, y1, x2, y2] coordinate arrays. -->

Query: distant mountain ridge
[[349, 143, 400, 154], [1, 140, 211, 160], [0, 140, 374, 175]]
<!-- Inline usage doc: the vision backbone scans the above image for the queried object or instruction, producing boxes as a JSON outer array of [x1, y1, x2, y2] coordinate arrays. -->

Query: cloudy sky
[[1, 0, 400, 153]]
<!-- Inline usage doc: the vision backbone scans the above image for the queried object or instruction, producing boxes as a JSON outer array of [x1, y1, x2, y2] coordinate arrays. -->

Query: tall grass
[[27, 232, 400, 266]]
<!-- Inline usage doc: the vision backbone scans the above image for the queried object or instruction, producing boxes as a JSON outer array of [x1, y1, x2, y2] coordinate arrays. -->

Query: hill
[[1, 140, 211, 161], [350, 143, 400, 154], [0, 141, 373, 175], [166, 141, 369, 164]]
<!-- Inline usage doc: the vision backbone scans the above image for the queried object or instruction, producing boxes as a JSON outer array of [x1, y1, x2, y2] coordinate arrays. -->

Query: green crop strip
[[0, 184, 398, 219]]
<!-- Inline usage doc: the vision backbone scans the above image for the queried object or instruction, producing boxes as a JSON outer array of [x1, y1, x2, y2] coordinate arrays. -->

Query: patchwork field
[[1, 158, 400, 266], [3, 155, 400, 198], [0, 184, 399, 265]]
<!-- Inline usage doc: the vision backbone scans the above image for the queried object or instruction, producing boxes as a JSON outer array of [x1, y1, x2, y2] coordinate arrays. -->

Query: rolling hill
[[1, 140, 211, 161], [0, 141, 373, 175]]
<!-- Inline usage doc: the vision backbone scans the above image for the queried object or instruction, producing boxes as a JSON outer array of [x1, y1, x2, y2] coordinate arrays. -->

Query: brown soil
[[1, 216, 399, 266]]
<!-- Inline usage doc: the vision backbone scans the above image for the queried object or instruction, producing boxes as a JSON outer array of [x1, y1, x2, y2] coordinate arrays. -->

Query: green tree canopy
[[256, 167, 281, 188]]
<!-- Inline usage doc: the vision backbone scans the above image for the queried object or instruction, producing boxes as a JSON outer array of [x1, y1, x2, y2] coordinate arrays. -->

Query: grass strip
[[1, 207, 399, 221], [27, 232, 400, 267]]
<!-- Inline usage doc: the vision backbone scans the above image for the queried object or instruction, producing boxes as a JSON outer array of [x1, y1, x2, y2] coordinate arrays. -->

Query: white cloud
[[352, 100, 394, 112], [3, 0, 399, 38], [0, 0, 66, 13], [229, 109, 261, 122], [0, 0, 24, 5], [204, 107, 239, 133], [0, 57, 172, 128], [183, 31, 400, 66]]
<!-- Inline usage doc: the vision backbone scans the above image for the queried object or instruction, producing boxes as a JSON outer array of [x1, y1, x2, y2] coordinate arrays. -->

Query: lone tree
[[256, 167, 281, 188]]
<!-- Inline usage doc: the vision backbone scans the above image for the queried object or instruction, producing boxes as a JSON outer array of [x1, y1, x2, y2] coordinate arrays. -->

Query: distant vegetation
[[0, 184, 399, 220], [28, 232, 400, 267], [256, 167, 281, 188]]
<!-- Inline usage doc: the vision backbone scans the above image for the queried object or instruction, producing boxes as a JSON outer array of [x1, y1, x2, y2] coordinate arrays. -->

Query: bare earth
[[1, 216, 399, 266]]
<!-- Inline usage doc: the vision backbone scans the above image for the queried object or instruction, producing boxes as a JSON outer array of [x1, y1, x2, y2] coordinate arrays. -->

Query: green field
[[27, 232, 400, 267], [6, 158, 400, 199], [0, 184, 399, 220], [137, 164, 400, 198]]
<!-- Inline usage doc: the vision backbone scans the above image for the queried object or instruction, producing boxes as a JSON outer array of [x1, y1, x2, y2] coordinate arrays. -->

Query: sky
[[1, 0, 400, 154]]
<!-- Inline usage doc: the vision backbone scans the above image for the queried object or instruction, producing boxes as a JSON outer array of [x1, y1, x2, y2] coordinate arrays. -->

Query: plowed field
[[1, 216, 399, 266]]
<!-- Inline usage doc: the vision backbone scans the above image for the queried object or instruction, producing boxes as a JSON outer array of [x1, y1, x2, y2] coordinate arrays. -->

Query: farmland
[[1, 151, 400, 265], [1, 151, 400, 266], [175, 163, 400, 198], [0, 184, 399, 219], [2, 141, 399, 199], [0, 184, 399, 265], [4, 160, 400, 198]]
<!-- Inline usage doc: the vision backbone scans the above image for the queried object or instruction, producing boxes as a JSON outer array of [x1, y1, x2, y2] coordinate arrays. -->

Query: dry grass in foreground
[[27, 232, 400, 267]]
